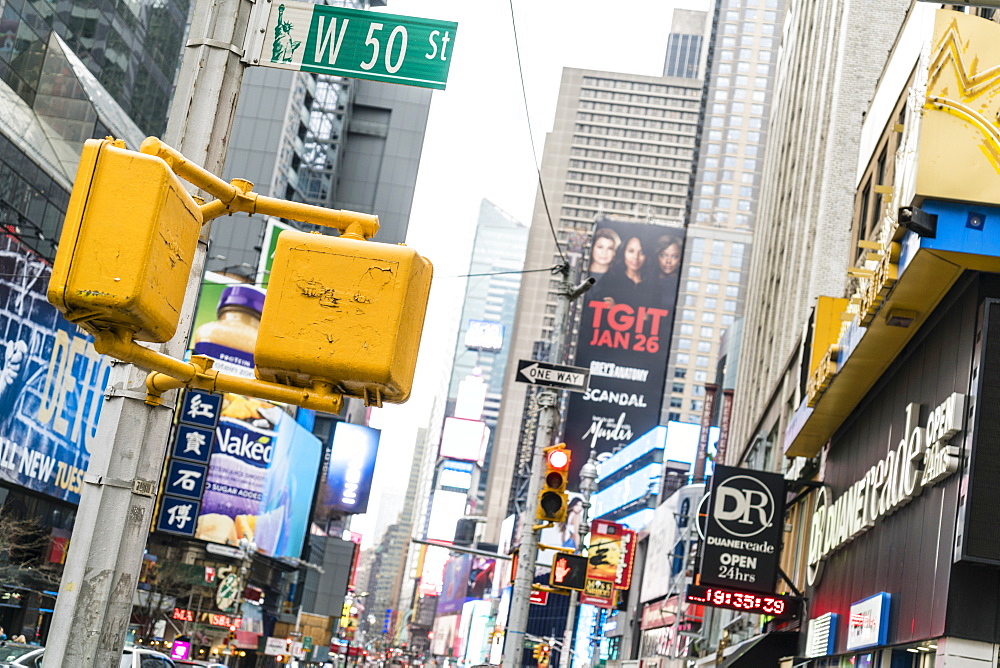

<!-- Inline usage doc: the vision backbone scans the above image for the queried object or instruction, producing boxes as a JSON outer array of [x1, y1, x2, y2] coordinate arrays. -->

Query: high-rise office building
[[663, 9, 712, 80], [660, 0, 785, 428], [729, 0, 910, 462], [447, 200, 529, 438], [482, 66, 703, 540], [0, 0, 188, 261]]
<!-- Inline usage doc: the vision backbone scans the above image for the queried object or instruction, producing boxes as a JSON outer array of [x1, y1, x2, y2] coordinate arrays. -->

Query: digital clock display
[[685, 584, 797, 618]]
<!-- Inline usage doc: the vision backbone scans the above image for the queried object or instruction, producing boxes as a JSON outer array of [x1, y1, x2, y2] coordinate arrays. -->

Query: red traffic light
[[547, 449, 569, 470]]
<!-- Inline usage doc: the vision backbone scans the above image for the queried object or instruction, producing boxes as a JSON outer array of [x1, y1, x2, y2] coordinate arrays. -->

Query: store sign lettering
[[807, 393, 965, 586]]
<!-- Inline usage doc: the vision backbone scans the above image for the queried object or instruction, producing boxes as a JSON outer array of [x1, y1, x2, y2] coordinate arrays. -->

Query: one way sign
[[516, 360, 591, 393]]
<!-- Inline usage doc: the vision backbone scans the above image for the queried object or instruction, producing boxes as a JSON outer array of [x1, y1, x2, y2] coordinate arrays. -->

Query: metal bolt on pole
[[45, 0, 252, 663]]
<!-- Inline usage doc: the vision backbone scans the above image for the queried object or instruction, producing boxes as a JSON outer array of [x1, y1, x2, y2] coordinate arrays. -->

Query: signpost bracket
[[778, 567, 803, 599], [785, 479, 824, 511]]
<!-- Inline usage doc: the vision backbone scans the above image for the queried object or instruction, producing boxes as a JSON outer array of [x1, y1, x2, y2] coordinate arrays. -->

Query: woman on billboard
[[653, 233, 683, 311], [591, 235, 656, 306], [588, 228, 621, 277]]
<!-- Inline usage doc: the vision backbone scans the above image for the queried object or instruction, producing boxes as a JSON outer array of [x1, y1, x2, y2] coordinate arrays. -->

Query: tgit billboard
[[0, 233, 110, 504], [564, 218, 685, 485]]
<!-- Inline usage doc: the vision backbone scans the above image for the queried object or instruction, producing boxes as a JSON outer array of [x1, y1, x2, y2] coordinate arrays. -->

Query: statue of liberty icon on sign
[[271, 4, 301, 63]]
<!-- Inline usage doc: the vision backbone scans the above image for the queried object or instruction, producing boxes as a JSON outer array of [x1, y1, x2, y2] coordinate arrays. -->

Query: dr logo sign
[[699, 465, 787, 594]]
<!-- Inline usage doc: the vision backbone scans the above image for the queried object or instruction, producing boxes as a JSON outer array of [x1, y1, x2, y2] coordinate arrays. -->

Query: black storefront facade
[[798, 273, 1000, 667]]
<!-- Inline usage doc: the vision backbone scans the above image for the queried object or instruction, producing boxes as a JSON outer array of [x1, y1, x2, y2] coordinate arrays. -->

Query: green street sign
[[244, 1, 457, 90]]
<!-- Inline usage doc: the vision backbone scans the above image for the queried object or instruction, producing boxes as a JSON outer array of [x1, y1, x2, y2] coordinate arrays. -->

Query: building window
[[670, 397, 683, 408], [676, 353, 690, 365], [696, 356, 709, 367], [672, 383, 686, 394], [675, 368, 687, 378]]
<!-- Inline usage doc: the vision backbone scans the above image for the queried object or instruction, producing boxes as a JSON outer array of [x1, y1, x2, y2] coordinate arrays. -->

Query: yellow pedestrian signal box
[[255, 229, 433, 406], [47, 138, 202, 343], [536, 444, 570, 522]]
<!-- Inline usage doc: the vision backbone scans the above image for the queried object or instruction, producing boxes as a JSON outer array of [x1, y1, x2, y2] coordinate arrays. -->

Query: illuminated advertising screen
[[439, 417, 489, 462], [464, 320, 504, 352], [314, 422, 381, 521], [194, 406, 322, 559], [0, 233, 111, 504], [563, 218, 685, 486], [426, 489, 469, 541], [439, 459, 475, 491]]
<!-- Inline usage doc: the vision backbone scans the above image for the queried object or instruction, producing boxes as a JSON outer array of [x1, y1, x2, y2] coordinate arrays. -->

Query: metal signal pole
[[45, 0, 251, 663], [502, 270, 594, 667]]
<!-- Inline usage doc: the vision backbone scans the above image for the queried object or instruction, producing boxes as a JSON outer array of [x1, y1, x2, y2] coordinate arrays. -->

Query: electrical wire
[[507, 0, 568, 269]]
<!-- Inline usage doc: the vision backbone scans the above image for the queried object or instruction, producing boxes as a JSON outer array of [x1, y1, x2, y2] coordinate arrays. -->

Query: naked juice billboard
[[563, 218, 685, 486]]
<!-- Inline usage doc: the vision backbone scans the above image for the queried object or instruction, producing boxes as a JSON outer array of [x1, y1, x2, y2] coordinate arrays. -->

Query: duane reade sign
[[699, 465, 787, 594], [806, 393, 966, 586]]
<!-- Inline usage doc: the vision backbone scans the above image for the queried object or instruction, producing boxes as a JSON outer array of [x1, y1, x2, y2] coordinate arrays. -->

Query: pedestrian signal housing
[[47, 138, 202, 343], [255, 229, 433, 406], [536, 444, 570, 522], [549, 553, 587, 591]]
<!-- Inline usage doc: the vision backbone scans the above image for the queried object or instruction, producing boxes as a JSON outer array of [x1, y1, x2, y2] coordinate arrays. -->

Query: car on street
[[0, 644, 176, 667], [120, 646, 176, 667], [172, 660, 226, 668], [0, 644, 42, 667]]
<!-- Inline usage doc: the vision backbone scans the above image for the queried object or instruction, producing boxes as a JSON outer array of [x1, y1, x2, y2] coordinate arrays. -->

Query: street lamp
[[559, 449, 599, 668]]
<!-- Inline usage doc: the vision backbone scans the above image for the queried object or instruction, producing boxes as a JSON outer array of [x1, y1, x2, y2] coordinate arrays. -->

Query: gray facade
[[0, 0, 183, 263], [208, 70, 431, 279], [729, 0, 910, 462]]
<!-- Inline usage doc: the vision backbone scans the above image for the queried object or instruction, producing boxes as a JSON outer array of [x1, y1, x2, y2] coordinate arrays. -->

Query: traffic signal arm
[[140, 137, 380, 239], [92, 328, 344, 414]]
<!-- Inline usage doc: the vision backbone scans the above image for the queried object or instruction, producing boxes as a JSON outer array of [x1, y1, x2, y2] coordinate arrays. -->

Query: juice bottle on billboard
[[190, 285, 274, 548], [191, 284, 265, 377]]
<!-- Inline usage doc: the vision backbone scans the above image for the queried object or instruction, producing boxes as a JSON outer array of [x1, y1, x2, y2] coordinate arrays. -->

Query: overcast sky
[[352, 0, 708, 545]]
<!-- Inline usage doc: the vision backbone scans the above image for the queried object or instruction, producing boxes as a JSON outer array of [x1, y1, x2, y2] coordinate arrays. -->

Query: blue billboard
[[313, 422, 381, 523], [0, 233, 111, 505]]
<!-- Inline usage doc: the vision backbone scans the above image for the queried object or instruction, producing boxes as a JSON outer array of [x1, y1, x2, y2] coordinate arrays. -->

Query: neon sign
[[685, 584, 798, 618]]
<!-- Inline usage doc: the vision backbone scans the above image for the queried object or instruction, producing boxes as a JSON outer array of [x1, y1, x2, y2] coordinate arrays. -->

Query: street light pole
[[45, 0, 251, 663], [558, 451, 598, 668]]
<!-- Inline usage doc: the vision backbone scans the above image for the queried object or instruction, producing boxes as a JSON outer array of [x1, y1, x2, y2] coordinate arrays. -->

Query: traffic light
[[48, 137, 202, 343], [536, 444, 570, 522], [255, 229, 433, 406], [538, 644, 551, 666]]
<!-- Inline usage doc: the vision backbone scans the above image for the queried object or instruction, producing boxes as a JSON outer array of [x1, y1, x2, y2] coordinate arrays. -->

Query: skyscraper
[[661, 0, 786, 428], [447, 201, 529, 433], [483, 66, 703, 540], [207, 12, 432, 278], [663, 9, 711, 79]]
